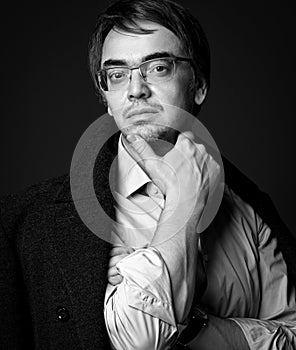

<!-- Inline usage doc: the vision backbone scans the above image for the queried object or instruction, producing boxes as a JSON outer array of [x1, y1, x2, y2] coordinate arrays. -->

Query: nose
[[127, 70, 151, 101]]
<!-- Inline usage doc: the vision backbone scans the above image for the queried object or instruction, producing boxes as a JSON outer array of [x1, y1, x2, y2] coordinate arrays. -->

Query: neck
[[148, 137, 176, 157]]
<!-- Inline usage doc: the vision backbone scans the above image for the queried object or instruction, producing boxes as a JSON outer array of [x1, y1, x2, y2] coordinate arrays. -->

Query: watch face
[[192, 305, 208, 323], [177, 306, 208, 345]]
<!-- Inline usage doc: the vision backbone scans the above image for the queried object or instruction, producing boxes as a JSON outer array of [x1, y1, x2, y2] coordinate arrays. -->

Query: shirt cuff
[[230, 317, 296, 350], [115, 247, 176, 326]]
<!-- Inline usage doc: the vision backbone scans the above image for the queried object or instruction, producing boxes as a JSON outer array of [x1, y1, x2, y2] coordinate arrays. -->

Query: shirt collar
[[117, 134, 151, 198]]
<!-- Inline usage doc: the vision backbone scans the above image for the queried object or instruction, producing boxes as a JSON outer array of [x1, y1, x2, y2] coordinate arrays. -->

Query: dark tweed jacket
[[1, 136, 296, 350]]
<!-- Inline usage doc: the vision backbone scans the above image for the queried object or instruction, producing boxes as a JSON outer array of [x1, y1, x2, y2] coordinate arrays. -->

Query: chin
[[122, 124, 173, 143]]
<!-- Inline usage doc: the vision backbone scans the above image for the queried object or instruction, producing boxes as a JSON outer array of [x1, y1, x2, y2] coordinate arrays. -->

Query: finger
[[110, 246, 133, 257], [175, 132, 196, 148], [177, 133, 210, 166], [180, 131, 195, 141], [107, 265, 123, 285], [108, 265, 120, 278], [109, 275, 123, 286], [124, 134, 158, 164], [174, 132, 197, 158], [109, 254, 129, 268]]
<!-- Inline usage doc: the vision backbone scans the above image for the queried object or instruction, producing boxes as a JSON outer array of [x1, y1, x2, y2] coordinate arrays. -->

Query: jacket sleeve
[[0, 199, 34, 349]]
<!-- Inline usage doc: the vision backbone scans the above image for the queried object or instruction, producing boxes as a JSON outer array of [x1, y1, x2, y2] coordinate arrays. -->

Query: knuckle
[[109, 275, 122, 286], [108, 267, 115, 276], [177, 137, 192, 154], [196, 143, 206, 154], [182, 131, 195, 141]]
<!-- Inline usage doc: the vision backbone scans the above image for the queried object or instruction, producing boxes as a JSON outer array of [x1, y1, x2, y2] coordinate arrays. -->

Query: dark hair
[[88, 0, 210, 101]]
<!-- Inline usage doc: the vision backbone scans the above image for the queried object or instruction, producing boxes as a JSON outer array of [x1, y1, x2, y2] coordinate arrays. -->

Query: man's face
[[101, 21, 206, 143]]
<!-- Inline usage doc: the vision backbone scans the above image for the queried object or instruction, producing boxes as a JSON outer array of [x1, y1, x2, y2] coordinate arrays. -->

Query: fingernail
[[126, 134, 137, 143]]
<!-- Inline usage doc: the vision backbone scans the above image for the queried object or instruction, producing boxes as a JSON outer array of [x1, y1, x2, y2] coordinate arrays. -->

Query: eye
[[146, 60, 173, 76], [153, 65, 168, 73], [107, 69, 129, 83]]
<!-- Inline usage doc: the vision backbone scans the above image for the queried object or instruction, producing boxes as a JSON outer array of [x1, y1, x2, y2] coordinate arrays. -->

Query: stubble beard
[[122, 122, 177, 145]]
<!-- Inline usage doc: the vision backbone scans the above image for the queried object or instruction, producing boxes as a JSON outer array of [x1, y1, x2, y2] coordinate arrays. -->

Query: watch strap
[[176, 305, 208, 347]]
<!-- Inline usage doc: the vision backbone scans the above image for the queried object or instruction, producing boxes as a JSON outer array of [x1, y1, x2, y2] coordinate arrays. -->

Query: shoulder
[[222, 184, 262, 232], [223, 156, 295, 242], [0, 174, 68, 235], [219, 156, 267, 241]]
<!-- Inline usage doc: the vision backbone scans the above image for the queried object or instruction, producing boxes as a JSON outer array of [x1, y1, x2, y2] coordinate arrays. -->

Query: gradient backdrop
[[1, 1, 295, 235]]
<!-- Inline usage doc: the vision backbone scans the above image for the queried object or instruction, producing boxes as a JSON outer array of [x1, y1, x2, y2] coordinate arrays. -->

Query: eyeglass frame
[[96, 56, 194, 92]]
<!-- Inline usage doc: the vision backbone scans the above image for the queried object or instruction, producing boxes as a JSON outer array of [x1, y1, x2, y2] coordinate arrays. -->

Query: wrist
[[176, 305, 209, 347]]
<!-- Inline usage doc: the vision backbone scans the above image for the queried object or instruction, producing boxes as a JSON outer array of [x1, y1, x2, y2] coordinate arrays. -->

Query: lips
[[126, 107, 160, 119]]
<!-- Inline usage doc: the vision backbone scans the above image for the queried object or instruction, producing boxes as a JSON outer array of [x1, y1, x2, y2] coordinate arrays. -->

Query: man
[[1, 1, 296, 350], [89, 0, 296, 349]]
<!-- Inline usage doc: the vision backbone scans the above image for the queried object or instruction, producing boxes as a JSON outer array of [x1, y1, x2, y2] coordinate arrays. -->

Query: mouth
[[126, 108, 160, 119]]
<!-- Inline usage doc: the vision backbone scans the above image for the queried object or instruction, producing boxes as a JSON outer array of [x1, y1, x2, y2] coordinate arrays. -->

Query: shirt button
[[56, 306, 70, 322]]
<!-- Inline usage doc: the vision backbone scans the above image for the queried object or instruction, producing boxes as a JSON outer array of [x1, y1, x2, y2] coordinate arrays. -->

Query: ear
[[194, 79, 208, 105]]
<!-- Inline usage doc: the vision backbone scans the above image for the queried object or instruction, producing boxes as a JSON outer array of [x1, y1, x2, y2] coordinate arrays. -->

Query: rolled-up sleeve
[[104, 247, 178, 350]]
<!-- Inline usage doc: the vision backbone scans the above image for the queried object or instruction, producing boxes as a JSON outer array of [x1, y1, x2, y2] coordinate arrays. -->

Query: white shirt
[[104, 136, 296, 350]]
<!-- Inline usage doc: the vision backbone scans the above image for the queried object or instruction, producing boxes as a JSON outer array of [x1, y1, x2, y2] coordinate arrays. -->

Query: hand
[[125, 132, 220, 235], [108, 245, 134, 286]]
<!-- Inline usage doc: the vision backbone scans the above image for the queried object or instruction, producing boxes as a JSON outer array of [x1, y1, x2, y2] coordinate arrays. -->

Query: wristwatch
[[176, 305, 208, 348]]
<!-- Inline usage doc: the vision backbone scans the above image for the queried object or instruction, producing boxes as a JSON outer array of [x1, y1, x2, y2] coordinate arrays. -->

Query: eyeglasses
[[97, 56, 193, 92]]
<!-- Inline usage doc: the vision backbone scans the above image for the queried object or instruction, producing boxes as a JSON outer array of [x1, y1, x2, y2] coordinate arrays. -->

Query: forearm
[[150, 202, 203, 323]]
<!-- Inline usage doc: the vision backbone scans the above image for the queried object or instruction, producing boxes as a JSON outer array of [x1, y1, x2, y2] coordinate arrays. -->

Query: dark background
[[1, 1, 295, 234]]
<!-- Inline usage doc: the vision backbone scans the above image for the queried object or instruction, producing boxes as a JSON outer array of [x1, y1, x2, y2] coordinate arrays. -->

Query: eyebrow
[[102, 51, 173, 68]]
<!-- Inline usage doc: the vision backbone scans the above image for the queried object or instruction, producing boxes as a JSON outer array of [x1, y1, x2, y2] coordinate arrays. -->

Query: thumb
[[124, 134, 158, 164]]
